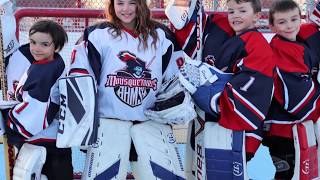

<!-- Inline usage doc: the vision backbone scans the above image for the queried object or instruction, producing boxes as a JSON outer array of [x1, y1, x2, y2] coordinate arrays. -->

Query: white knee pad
[[82, 118, 132, 180], [292, 120, 319, 180], [13, 143, 46, 180], [130, 121, 185, 180]]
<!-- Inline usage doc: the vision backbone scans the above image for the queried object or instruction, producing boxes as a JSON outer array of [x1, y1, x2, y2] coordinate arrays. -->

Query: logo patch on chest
[[105, 51, 158, 107]]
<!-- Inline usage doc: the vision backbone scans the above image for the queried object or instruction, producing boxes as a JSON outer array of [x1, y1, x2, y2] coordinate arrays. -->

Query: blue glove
[[192, 71, 232, 116]]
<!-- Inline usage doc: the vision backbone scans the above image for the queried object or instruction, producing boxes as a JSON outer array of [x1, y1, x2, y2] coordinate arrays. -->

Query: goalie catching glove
[[177, 54, 218, 94], [144, 76, 196, 125]]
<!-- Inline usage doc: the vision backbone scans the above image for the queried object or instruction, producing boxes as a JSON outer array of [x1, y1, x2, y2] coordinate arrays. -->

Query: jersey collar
[[121, 26, 139, 38]]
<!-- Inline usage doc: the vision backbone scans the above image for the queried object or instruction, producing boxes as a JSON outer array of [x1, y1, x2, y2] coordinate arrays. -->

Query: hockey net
[[12, 0, 317, 179]]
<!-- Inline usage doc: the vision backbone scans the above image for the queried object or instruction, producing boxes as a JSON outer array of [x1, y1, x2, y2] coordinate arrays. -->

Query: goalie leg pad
[[57, 74, 98, 148], [292, 120, 319, 180], [204, 122, 248, 179], [13, 143, 46, 180], [81, 118, 132, 180], [130, 121, 185, 180]]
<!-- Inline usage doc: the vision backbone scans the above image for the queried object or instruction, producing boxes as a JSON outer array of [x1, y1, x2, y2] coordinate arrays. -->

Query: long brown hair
[[106, 0, 158, 50]]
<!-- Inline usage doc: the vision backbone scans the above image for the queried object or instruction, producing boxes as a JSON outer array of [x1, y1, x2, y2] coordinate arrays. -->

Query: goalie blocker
[[57, 74, 98, 148]]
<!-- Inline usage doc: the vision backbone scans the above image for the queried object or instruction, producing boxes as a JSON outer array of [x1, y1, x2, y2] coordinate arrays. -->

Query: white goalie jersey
[[69, 22, 185, 122]]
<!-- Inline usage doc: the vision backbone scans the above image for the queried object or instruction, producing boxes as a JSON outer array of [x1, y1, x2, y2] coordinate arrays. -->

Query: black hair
[[29, 20, 68, 52]]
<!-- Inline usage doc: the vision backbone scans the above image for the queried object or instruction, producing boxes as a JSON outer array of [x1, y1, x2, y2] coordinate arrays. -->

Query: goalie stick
[[176, 0, 207, 179], [193, 1, 207, 179], [0, 13, 15, 180]]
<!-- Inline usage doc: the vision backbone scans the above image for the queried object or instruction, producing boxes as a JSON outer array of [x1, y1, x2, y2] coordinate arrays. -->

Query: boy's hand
[[310, 2, 320, 26]]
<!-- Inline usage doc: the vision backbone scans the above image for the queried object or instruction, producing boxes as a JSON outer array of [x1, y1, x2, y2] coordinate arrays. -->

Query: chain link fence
[[9, 0, 314, 13]]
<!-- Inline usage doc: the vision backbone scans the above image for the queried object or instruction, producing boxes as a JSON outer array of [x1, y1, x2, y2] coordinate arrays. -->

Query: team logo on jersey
[[105, 51, 158, 107]]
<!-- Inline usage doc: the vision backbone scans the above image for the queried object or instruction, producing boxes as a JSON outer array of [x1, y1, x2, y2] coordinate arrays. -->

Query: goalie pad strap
[[292, 120, 319, 180], [13, 143, 46, 180]]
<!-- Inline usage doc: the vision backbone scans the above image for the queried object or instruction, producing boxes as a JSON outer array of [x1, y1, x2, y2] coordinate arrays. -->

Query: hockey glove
[[178, 55, 218, 94], [144, 77, 196, 125], [310, 2, 320, 27]]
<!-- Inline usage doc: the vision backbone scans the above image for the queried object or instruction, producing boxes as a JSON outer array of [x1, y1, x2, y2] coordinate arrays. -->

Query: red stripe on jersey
[[43, 106, 48, 129], [245, 135, 261, 154], [268, 124, 293, 139], [28, 138, 56, 144], [15, 102, 29, 114], [69, 68, 89, 75], [298, 23, 319, 41], [305, 97, 320, 122], [174, 22, 195, 50], [8, 112, 33, 138], [71, 49, 77, 64], [232, 87, 264, 121], [219, 89, 256, 131], [297, 124, 308, 148], [211, 12, 234, 37], [33, 58, 55, 64], [240, 31, 274, 77], [274, 74, 284, 106], [291, 85, 316, 115]]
